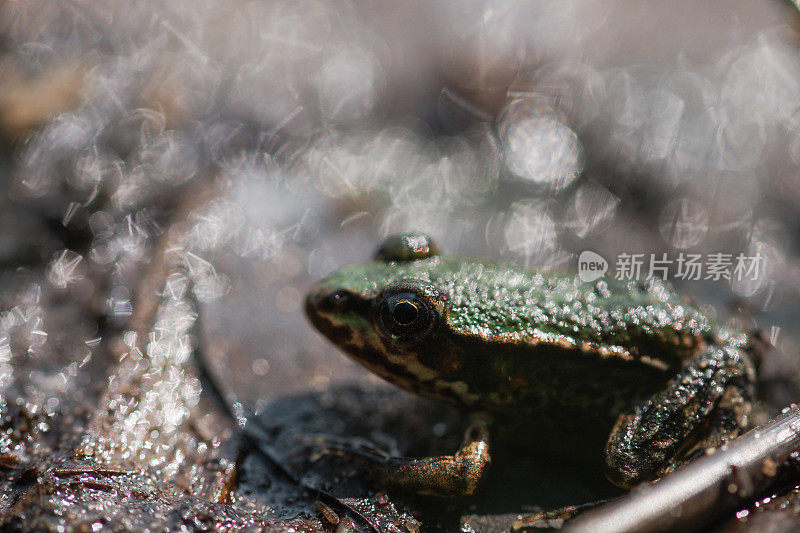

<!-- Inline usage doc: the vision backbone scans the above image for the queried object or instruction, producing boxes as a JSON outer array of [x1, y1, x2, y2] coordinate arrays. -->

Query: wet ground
[[2, 1, 800, 531]]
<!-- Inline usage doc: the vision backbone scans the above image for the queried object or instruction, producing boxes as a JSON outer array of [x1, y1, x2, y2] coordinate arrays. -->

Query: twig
[[564, 406, 800, 533]]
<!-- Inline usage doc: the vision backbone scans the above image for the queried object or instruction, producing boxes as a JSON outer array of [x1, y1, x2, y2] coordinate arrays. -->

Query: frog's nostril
[[330, 290, 350, 305], [316, 290, 350, 312], [306, 288, 351, 314]]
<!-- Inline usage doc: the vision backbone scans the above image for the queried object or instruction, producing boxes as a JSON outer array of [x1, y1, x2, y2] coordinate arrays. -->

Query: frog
[[304, 232, 757, 499]]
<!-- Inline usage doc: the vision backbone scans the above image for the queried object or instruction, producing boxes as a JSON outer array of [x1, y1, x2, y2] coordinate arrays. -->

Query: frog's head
[[305, 233, 463, 400]]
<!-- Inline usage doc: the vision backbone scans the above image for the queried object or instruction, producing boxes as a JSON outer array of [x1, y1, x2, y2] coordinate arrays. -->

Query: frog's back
[[424, 258, 713, 363]]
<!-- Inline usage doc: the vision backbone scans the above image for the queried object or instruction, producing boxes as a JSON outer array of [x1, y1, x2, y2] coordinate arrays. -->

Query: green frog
[[304, 233, 757, 497]]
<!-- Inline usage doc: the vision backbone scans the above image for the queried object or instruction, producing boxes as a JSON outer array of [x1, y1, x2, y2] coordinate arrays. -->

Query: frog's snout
[[305, 285, 336, 338], [305, 285, 347, 317], [305, 284, 376, 353], [304, 285, 330, 324], [304, 285, 323, 314], [305, 284, 368, 331]]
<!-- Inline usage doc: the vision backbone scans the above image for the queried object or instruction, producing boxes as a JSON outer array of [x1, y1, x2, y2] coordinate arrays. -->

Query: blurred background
[[1, 0, 800, 530]]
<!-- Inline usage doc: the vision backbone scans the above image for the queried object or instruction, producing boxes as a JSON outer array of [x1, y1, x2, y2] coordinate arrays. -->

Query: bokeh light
[[0, 1, 800, 527]]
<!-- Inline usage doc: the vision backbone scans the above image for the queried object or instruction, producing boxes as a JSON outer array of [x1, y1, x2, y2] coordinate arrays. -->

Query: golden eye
[[376, 287, 435, 343]]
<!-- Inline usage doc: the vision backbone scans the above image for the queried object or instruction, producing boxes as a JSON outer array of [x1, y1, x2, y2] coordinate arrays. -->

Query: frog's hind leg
[[342, 416, 491, 497], [604, 343, 755, 489]]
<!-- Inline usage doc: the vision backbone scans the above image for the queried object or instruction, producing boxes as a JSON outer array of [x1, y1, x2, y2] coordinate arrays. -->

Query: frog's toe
[[602, 407, 663, 489], [603, 439, 654, 488], [603, 447, 654, 489]]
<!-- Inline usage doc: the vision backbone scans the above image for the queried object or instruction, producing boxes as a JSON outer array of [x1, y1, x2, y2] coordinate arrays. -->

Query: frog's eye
[[374, 233, 439, 262], [376, 287, 436, 343]]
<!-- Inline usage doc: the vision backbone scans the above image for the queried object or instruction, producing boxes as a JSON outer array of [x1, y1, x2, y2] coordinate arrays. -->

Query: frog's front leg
[[604, 342, 756, 488], [352, 416, 491, 497]]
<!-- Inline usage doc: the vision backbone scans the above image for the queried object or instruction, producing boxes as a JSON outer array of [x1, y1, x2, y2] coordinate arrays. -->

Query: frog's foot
[[342, 417, 491, 497], [604, 343, 755, 489]]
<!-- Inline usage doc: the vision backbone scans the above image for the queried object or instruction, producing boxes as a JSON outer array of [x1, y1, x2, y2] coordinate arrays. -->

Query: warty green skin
[[305, 249, 757, 492]]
